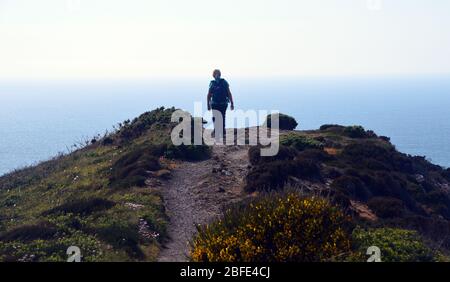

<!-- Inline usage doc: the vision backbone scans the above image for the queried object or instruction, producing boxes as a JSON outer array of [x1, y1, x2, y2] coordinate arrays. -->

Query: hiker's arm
[[207, 92, 212, 111], [228, 88, 234, 110]]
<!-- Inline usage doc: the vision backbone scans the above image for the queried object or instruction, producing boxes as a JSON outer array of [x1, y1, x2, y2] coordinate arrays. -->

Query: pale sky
[[0, 0, 449, 79]]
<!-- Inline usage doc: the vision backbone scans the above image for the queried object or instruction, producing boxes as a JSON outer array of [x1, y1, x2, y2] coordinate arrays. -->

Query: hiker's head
[[213, 69, 221, 80]]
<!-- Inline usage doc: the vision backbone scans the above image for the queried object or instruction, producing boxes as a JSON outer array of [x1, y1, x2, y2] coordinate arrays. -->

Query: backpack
[[209, 79, 229, 105]]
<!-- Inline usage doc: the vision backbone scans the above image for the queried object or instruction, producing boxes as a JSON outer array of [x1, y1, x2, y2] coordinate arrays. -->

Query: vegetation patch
[[280, 133, 324, 151], [191, 193, 351, 262], [248, 145, 297, 165], [164, 144, 211, 161], [264, 113, 298, 130], [245, 156, 321, 192], [94, 222, 144, 259], [43, 198, 115, 216], [350, 227, 438, 262], [109, 146, 162, 188], [116, 107, 175, 143], [0, 222, 58, 242], [367, 197, 405, 219]]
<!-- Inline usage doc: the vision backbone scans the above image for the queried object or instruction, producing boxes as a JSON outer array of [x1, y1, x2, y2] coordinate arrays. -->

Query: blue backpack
[[209, 79, 229, 105]]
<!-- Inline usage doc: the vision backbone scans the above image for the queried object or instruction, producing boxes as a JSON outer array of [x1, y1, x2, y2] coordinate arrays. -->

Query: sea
[[1, 76, 449, 176]]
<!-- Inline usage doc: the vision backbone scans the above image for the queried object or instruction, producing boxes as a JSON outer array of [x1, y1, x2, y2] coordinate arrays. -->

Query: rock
[[218, 187, 225, 193], [125, 202, 145, 210], [221, 170, 232, 176], [415, 174, 425, 183]]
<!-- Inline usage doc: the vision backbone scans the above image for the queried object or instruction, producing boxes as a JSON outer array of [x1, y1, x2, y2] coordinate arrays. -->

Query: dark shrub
[[421, 190, 450, 219], [360, 172, 418, 212], [320, 124, 344, 131], [327, 190, 352, 209], [245, 161, 292, 192], [280, 133, 324, 151], [367, 197, 405, 218], [331, 175, 370, 201], [293, 157, 321, 179], [248, 145, 297, 165], [110, 145, 162, 188], [379, 136, 391, 142], [95, 223, 144, 259], [245, 157, 321, 193], [362, 159, 390, 171], [43, 198, 115, 216], [443, 168, 450, 181], [145, 143, 168, 157], [164, 144, 211, 161], [102, 136, 114, 145], [342, 142, 418, 172], [297, 149, 334, 162], [343, 126, 366, 138], [0, 222, 57, 242], [264, 113, 298, 130], [342, 142, 393, 163]]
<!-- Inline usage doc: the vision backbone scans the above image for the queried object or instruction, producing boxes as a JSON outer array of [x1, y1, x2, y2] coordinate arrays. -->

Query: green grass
[[350, 227, 441, 262], [0, 108, 177, 262]]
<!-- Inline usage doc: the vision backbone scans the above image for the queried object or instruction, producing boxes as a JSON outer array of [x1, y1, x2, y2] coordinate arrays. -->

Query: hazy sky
[[0, 0, 449, 79]]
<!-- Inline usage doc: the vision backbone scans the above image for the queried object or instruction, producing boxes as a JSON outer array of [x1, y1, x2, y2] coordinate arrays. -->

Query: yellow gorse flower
[[190, 193, 351, 262]]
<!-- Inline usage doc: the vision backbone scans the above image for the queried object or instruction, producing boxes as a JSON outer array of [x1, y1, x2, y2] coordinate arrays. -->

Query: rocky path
[[157, 144, 250, 262]]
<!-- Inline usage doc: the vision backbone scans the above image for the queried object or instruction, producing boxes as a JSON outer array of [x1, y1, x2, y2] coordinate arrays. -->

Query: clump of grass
[[0, 222, 58, 242], [280, 133, 324, 151], [191, 192, 351, 262], [109, 146, 162, 189], [94, 222, 144, 259], [43, 198, 115, 216], [164, 144, 211, 161], [248, 145, 297, 165]]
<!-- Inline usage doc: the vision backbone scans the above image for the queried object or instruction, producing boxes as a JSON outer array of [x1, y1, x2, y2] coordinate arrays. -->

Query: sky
[[0, 0, 449, 79]]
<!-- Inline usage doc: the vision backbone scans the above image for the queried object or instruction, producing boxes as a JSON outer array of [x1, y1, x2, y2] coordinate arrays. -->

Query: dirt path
[[157, 143, 250, 262]]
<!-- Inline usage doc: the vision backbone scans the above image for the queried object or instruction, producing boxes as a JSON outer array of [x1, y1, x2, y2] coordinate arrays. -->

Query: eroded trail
[[157, 144, 250, 262]]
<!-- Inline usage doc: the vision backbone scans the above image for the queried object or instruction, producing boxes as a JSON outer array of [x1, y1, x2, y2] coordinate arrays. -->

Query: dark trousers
[[211, 103, 228, 138]]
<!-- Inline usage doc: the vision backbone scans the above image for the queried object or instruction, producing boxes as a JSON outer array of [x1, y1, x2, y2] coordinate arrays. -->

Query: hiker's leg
[[221, 104, 227, 139], [212, 105, 224, 140]]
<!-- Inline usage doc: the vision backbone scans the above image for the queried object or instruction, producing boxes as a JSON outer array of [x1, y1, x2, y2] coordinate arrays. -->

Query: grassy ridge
[[0, 108, 180, 261], [1, 109, 449, 262]]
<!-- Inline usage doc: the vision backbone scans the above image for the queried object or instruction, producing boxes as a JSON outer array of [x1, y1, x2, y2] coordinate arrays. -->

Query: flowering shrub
[[191, 193, 351, 262]]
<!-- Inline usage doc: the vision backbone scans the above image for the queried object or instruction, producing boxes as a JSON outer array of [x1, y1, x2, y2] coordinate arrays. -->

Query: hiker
[[207, 69, 234, 139]]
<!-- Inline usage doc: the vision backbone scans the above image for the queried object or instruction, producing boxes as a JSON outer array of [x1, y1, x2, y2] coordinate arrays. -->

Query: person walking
[[207, 69, 234, 139]]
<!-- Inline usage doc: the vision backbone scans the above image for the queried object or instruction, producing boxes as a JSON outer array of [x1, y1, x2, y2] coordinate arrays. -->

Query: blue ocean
[[1, 76, 449, 176]]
